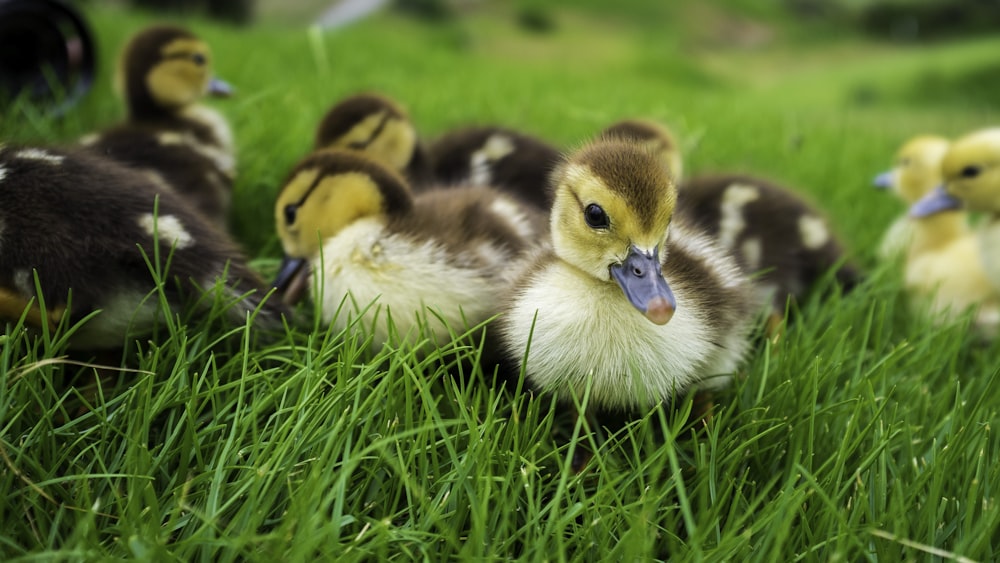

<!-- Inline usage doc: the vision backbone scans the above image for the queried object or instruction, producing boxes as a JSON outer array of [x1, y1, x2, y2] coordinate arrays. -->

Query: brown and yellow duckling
[[0, 145, 284, 350], [602, 119, 859, 333], [81, 25, 235, 228], [314, 92, 432, 186], [499, 139, 758, 420], [428, 125, 562, 211], [272, 149, 546, 351]]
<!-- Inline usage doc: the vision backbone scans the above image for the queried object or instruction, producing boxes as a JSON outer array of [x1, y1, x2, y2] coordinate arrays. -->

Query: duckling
[[499, 139, 758, 417], [912, 128, 1000, 295], [428, 125, 562, 211], [314, 92, 432, 186], [602, 119, 859, 332], [0, 145, 285, 350], [80, 25, 235, 229], [872, 136, 997, 332], [873, 135, 954, 259], [272, 149, 546, 351]]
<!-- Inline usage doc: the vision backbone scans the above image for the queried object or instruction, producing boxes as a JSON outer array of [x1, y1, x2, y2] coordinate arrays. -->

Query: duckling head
[[873, 135, 949, 204], [601, 119, 684, 182], [314, 93, 419, 175], [939, 128, 1000, 213], [910, 129, 1000, 218], [117, 25, 231, 119], [550, 139, 677, 325], [272, 149, 414, 300]]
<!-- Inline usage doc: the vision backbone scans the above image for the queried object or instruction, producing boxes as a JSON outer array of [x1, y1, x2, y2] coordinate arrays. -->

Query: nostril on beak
[[633, 267, 643, 276]]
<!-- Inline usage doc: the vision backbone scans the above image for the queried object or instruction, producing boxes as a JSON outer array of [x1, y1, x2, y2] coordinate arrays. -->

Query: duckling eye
[[584, 203, 609, 229], [191, 53, 206, 66], [284, 204, 298, 226], [961, 165, 981, 178]]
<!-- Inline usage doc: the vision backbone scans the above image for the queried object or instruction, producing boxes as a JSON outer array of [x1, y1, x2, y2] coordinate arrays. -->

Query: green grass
[[2, 3, 1000, 560]]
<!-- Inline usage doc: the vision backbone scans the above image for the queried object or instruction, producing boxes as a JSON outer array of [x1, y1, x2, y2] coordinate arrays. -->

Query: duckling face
[[550, 140, 677, 324], [272, 150, 413, 296], [316, 94, 418, 174], [601, 119, 684, 182], [876, 136, 950, 204], [118, 26, 230, 114], [940, 129, 1000, 213]]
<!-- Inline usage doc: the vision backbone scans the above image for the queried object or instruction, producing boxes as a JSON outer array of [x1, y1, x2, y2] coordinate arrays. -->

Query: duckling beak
[[873, 171, 893, 189], [207, 78, 234, 98], [610, 245, 676, 325], [910, 185, 962, 218], [273, 256, 310, 305]]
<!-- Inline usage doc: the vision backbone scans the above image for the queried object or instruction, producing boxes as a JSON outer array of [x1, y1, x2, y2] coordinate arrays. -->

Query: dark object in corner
[[0, 0, 96, 115]]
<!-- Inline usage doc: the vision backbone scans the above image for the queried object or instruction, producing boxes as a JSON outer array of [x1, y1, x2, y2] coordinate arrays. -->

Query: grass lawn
[[2, 2, 999, 560]]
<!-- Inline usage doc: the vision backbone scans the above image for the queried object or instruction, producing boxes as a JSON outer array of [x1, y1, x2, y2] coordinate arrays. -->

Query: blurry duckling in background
[[602, 118, 859, 334], [873, 136, 955, 259], [499, 139, 758, 422], [876, 136, 999, 335], [912, 128, 1000, 317], [81, 25, 235, 229], [272, 149, 546, 352], [314, 92, 432, 186], [0, 145, 285, 350], [428, 125, 562, 211]]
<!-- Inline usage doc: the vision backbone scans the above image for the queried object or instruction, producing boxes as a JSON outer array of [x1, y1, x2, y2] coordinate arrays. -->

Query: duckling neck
[[909, 211, 969, 254]]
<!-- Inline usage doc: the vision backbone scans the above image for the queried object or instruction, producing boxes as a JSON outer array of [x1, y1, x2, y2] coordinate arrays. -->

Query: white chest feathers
[[313, 218, 507, 350], [502, 262, 745, 411]]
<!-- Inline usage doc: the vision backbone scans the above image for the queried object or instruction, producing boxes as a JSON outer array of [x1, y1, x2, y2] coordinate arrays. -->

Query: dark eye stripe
[[343, 113, 392, 150]]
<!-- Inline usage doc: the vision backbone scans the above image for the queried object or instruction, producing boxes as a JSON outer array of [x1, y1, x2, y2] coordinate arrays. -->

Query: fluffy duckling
[[272, 149, 546, 351], [873, 135, 954, 259], [314, 92, 432, 186], [873, 136, 997, 332], [0, 145, 284, 350], [428, 125, 562, 211], [602, 119, 859, 332], [499, 139, 758, 416], [81, 25, 235, 228], [912, 128, 1000, 294]]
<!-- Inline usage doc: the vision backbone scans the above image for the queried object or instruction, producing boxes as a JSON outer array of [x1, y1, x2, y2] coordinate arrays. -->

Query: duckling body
[[677, 174, 859, 318], [0, 145, 284, 350], [601, 119, 858, 326], [314, 93, 432, 186], [273, 150, 545, 350], [428, 126, 562, 211], [499, 140, 757, 413], [81, 25, 235, 228]]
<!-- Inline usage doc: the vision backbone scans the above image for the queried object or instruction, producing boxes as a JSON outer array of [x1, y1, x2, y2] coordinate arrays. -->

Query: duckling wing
[[428, 127, 562, 211]]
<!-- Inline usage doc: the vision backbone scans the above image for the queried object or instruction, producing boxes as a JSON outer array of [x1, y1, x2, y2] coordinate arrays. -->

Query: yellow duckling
[[314, 92, 432, 186], [272, 149, 546, 351], [874, 136, 997, 333], [81, 25, 235, 228], [602, 119, 859, 333], [499, 139, 758, 415], [428, 125, 562, 211], [0, 145, 285, 350], [911, 128, 1000, 328], [873, 135, 954, 259]]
